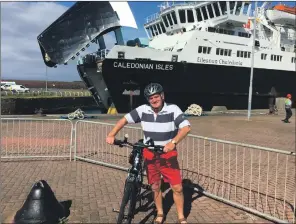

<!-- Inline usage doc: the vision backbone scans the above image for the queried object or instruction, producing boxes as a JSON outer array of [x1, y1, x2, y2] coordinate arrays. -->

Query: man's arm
[[106, 106, 143, 144], [172, 125, 191, 145], [164, 105, 190, 152], [107, 117, 128, 138], [172, 105, 191, 145]]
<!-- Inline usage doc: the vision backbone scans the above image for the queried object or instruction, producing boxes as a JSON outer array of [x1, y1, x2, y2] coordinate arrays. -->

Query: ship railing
[[145, 12, 160, 24], [77, 49, 110, 65], [96, 49, 110, 61], [144, 1, 204, 24]]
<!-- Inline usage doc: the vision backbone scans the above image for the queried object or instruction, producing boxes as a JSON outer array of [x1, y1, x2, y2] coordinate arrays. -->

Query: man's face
[[148, 93, 163, 109]]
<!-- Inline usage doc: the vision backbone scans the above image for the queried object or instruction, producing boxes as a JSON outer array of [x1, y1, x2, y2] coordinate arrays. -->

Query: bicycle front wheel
[[117, 181, 137, 224]]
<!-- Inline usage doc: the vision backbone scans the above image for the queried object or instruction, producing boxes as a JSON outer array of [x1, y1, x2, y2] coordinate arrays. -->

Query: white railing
[[73, 120, 295, 224], [1, 90, 92, 97], [145, 12, 160, 24], [1, 118, 73, 160], [1, 118, 295, 223]]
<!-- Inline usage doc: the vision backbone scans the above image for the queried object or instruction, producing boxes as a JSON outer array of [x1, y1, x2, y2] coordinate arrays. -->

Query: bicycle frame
[[126, 139, 146, 186], [113, 136, 164, 223]]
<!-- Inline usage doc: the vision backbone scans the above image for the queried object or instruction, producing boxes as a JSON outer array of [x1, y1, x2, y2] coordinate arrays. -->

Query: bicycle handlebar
[[114, 134, 164, 153]]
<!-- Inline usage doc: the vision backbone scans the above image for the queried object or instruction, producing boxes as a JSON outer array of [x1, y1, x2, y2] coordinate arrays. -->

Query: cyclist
[[106, 83, 191, 224]]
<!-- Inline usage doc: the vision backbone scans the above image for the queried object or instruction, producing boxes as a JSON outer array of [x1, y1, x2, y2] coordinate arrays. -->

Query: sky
[[1, 1, 295, 82], [1, 1, 161, 82]]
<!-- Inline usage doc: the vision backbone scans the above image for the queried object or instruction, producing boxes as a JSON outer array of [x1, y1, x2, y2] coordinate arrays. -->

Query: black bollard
[[14, 180, 70, 224]]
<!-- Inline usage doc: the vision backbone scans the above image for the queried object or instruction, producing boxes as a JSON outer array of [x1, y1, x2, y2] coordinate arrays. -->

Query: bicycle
[[67, 108, 85, 120], [112, 134, 164, 224]]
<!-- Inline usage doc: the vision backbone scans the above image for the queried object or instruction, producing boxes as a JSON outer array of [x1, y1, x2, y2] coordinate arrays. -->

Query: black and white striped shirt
[[124, 103, 190, 146]]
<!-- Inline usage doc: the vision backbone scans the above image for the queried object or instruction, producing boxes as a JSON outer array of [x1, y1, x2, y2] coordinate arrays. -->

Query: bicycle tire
[[77, 113, 85, 120], [67, 113, 75, 120], [117, 180, 137, 224]]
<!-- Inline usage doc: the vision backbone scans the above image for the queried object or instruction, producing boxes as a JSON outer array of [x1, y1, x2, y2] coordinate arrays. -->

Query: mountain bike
[[112, 134, 164, 224]]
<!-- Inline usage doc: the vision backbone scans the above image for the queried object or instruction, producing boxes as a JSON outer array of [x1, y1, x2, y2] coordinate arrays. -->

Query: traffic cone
[[107, 103, 118, 115]]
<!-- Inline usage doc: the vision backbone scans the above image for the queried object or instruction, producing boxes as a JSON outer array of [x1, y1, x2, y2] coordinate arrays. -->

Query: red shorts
[[143, 148, 182, 186]]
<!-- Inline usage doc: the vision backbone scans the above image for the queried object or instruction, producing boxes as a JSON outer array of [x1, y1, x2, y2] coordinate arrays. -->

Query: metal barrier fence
[[74, 120, 296, 224], [1, 118, 295, 223], [1, 90, 91, 97], [1, 118, 73, 160]]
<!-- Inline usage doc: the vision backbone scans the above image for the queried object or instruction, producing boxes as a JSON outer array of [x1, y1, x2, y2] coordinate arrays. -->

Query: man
[[282, 94, 292, 123], [106, 83, 190, 224]]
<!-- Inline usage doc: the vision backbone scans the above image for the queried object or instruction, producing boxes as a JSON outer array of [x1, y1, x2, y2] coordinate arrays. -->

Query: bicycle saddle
[[14, 180, 69, 224]]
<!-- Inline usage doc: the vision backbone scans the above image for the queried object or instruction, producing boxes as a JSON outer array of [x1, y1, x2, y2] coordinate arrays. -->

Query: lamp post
[[45, 66, 48, 92], [247, 1, 258, 121]]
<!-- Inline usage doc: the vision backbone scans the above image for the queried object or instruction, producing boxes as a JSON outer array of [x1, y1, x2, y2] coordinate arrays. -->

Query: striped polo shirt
[[124, 103, 190, 146]]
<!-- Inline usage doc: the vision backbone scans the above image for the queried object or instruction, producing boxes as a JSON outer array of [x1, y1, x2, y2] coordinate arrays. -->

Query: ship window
[[219, 1, 227, 15], [162, 15, 169, 27], [187, 9, 194, 23], [167, 13, 173, 26], [261, 53, 267, 60], [229, 1, 236, 13], [166, 13, 174, 26], [207, 27, 234, 35], [237, 50, 251, 58], [271, 54, 282, 61], [196, 8, 203, 22], [235, 2, 243, 15], [243, 3, 250, 15], [157, 24, 162, 34], [160, 22, 166, 33], [153, 25, 158, 35], [150, 27, 155, 37], [207, 4, 215, 18], [292, 57, 296, 63], [208, 27, 216, 32], [171, 11, 178, 24], [213, 2, 221, 16], [238, 32, 251, 38], [179, 10, 186, 23], [201, 6, 208, 20], [198, 46, 211, 54], [216, 48, 232, 56]]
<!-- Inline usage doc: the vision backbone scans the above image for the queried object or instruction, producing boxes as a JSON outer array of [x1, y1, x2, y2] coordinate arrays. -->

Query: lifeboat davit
[[266, 4, 296, 25]]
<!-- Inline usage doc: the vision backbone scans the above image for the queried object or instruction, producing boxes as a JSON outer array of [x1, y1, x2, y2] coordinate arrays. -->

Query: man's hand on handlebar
[[163, 141, 176, 153], [106, 135, 115, 145]]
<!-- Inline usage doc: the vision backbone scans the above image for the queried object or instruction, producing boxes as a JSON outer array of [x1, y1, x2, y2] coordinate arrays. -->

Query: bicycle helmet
[[144, 83, 164, 100]]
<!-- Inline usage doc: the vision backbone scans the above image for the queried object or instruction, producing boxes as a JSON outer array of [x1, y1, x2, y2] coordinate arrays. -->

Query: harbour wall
[[1, 97, 102, 115]]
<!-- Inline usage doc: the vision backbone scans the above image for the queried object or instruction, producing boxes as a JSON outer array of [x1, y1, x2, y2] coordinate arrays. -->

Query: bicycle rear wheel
[[117, 180, 137, 224]]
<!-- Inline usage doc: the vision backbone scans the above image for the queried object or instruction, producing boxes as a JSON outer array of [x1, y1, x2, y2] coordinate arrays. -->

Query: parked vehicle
[[1, 81, 16, 86], [1, 84, 30, 93]]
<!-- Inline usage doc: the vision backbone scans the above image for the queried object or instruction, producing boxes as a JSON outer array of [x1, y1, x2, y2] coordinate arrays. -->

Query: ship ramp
[[36, 1, 138, 109]]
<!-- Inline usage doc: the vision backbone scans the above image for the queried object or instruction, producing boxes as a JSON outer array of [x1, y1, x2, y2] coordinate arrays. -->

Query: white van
[[2, 84, 30, 93]]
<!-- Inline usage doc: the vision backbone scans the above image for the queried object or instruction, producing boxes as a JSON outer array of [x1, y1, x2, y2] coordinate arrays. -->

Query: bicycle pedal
[[112, 208, 120, 213]]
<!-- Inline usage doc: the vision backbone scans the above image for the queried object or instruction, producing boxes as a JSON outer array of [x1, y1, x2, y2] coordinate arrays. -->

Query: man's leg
[[287, 108, 292, 122], [146, 159, 164, 223], [151, 181, 164, 223], [171, 184, 187, 223], [160, 155, 187, 223], [283, 109, 289, 122]]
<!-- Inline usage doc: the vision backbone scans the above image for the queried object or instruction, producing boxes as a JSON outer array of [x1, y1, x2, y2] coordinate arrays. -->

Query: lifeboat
[[266, 4, 296, 25], [273, 4, 296, 15]]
